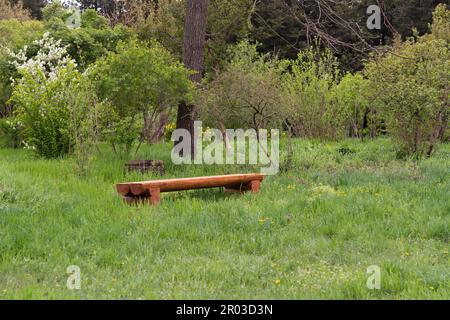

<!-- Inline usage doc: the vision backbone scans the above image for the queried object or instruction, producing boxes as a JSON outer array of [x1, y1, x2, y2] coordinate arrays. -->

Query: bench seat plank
[[116, 173, 264, 198]]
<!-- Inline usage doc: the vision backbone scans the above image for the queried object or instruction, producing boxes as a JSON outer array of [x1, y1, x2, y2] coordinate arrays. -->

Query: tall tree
[[175, 0, 208, 158]]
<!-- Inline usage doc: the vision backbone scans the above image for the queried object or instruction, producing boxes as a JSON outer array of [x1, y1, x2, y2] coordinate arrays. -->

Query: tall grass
[[0, 138, 448, 299]]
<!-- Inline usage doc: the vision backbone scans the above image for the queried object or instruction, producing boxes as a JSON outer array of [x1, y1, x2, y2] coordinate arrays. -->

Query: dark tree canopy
[[15, 0, 446, 72], [250, 0, 447, 70]]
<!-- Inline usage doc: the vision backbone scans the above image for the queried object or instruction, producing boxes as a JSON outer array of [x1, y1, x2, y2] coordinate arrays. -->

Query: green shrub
[[198, 41, 288, 132], [9, 34, 81, 158], [0, 19, 45, 116], [283, 47, 344, 140], [0, 117, 23, 148], [42, 3, 133, 70], [11, 65, 77, 157], [365, 5, 449, 157], [330, 73, 377, 139], [89, 40, 193, 153]]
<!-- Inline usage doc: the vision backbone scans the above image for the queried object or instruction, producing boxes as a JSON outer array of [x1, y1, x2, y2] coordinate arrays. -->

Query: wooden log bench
[[116, 173, 264, 205]]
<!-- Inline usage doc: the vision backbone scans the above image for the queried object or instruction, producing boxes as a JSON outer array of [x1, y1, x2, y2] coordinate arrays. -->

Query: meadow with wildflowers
[[0, 138, 448, 299]]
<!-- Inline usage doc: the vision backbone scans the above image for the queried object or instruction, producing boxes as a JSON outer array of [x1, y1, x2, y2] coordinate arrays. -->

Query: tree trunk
[[175, 0, 208, 159]]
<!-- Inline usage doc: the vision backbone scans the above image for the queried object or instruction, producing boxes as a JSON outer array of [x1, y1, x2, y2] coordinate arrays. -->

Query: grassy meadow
[[0, 138, 449, 299]]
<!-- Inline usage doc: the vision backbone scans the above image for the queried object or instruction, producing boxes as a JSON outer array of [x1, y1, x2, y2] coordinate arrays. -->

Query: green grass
[[0, 138, 448, 299]]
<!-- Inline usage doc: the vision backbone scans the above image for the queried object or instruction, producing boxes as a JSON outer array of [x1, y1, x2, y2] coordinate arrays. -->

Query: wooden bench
[[116, 173, 264, 205]]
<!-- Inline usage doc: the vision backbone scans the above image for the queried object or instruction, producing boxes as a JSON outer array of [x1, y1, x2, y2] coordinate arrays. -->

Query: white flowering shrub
[[9, 33, 82, 158], [9, 32, 75, 82]]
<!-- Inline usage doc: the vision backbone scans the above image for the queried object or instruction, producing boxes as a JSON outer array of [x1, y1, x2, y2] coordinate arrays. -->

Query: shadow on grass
[[162, 187, 246, 203]]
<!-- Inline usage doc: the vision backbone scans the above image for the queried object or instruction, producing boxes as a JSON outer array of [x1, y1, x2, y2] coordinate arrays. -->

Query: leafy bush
[[283, 47, 344, 140], [0, 19, 44, 50], [98, 108, 143, 154], [9, 34, 79, 158], [11, 68, 75, 158], [0, 19, 45, 116], [9, 32, 103, 167], [42, 4, 133, 70], [0, 117, 23, 148], [198, 41, 288, 133], [330, 73, 375, 139], [365, 5, 449, 157], [89, 40, 193, 153]]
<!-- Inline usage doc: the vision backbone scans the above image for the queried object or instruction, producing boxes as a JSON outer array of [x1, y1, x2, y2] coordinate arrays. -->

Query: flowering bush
[[9, 33, 80, 158], [9, 32, 74, 82]]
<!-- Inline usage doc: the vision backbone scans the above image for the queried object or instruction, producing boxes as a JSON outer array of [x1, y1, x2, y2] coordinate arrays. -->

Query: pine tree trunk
[[175, 0, 208, 159]]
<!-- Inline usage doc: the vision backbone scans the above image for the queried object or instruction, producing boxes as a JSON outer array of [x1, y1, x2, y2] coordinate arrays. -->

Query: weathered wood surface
[[116, 173, 264, 205]]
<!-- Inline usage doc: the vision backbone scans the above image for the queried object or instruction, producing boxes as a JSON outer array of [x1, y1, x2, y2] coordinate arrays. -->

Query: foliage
[[89, 40, 193, 152], [365, 4, 449, 157], [41, 1, 72, 22], [9, 32, 75, 80], [330, 73, 373, 139], [118, 0, 184, 57], [0, 19, 44, 116], [97, 107, 143, 154], [1, 3, 131, 117], [204, 0, 256, 72], [43, 3, 133, 70], [198, 41, 287, 133], [430, 2, 450, 42], [250, 0, 448, 71], [283, 47, 344, 140], [77, 0, 446, 73], [9, 33, 104, 165], [9, 34, 79, 158], [0, 19, 44, 52], [11, 65, 77, 158], [78, 0, 255, 72], [0, 117, 23, 148]]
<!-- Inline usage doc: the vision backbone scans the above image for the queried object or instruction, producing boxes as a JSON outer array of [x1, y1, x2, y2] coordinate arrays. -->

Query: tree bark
[[175, 0, 208, 159]]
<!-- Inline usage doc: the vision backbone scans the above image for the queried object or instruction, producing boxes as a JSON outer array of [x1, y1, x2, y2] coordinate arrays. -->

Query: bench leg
[[147, 188, 161, 205], [247, 180, 261, 193], [123, 188, 161, 206]]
